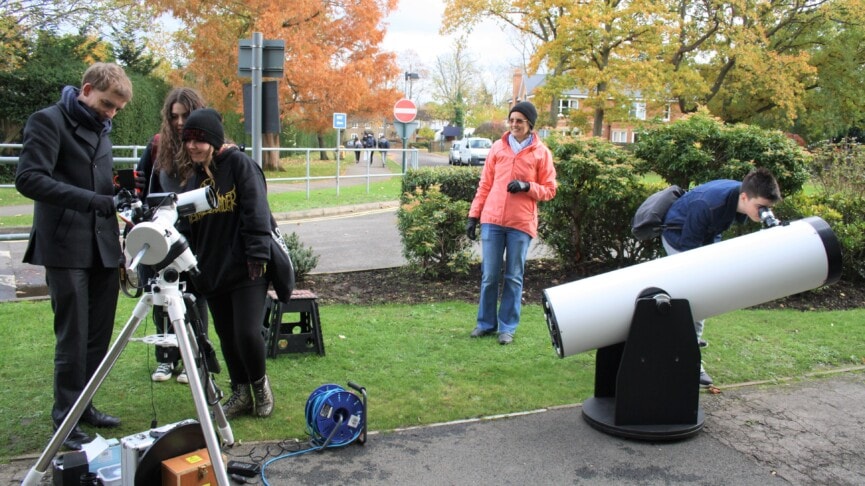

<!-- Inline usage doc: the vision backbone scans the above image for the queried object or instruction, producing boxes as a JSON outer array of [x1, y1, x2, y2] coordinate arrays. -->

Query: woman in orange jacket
[[466, 101, 557, 344]]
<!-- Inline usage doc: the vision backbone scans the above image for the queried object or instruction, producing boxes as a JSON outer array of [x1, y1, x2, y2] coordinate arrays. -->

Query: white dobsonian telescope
[[541, 216, 842, 440]]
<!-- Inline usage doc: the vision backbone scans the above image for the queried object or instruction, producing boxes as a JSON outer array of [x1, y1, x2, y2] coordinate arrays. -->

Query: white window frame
[[630, 102, 647, 121], [558, 98, 579, 116], [663, 104, 671, 122], [611, 129, 629, 143]]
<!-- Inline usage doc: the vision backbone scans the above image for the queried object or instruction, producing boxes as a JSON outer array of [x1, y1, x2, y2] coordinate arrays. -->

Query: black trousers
[[208, 281, 268, 385], [45, 266, 118, 424]]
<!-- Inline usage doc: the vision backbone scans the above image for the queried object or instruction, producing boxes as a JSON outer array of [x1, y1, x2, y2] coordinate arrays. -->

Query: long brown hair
[[178, 144, 216, 188], [154, 87, 207, 175]]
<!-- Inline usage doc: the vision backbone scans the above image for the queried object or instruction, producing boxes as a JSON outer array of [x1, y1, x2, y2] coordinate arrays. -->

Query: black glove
[[247, 260, 267, 280], [466, 217, 479, 241], [134, 170, 147, 194], [507, 180, 530, 193], [89, 195, 116, 218]]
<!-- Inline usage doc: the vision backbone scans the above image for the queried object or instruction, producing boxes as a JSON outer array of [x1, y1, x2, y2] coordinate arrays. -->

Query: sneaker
[[470, 328, 496, 338], [699, 370, 714, 387], [176, 369, 189, 384], [151, 363, 173, 382], [498, 333, 514, 345], [698, 338, 708, 348]]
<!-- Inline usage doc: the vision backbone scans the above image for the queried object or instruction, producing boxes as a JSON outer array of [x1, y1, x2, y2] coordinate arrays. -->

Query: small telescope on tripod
[[124, 187, 217, 275], [24, 186, 236, 486], [542, 216, 842, 440]]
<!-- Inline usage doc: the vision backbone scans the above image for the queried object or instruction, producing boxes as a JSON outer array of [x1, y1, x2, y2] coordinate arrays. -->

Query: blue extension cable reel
[[305, 382, 367, 448]]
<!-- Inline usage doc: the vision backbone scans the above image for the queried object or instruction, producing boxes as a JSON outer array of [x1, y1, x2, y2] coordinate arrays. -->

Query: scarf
[[60, 85, 112, 135], [508, 132, 534, 155]]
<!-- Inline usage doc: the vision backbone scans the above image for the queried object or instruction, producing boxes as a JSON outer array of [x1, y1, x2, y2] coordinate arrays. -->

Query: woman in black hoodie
[[178, 108, 274, 418]]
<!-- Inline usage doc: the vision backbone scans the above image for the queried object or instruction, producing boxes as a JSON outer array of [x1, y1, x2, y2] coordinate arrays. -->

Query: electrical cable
[[260, 384, 365, 486]]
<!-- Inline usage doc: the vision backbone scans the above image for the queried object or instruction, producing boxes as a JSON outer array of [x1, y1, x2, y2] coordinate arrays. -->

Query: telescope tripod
[[23, 270, 234, 486]]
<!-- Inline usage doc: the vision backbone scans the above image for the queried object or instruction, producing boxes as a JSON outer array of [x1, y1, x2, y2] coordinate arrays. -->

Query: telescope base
[[582, 397, 704, 441]]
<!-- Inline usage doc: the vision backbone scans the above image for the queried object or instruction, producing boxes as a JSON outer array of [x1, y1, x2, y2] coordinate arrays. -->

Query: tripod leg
[[23, 295, 154, 486], [166, 298, 231, 486], [181, 294, 233, 445], [207, 377, 235, 445]]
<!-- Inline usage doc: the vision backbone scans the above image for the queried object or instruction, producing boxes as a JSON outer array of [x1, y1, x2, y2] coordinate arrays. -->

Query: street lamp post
[[404, 71, 420, 99]]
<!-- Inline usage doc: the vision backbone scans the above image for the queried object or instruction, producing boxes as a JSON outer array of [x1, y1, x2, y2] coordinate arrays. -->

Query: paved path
[[4, 370, 864, 484]]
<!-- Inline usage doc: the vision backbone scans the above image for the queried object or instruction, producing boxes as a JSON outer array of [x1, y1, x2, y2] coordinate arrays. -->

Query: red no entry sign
[[393, 98, 417, 123]]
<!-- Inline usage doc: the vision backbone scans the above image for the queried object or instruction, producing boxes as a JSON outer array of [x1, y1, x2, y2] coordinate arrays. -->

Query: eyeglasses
[[508, 118, 528, 125]]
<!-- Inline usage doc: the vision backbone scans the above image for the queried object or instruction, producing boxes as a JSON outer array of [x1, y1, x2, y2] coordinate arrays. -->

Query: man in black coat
[[15, 62, 133, 450]]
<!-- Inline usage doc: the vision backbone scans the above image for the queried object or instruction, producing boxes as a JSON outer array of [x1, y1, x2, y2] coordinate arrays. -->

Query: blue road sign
[[333, 113, 347, 129]]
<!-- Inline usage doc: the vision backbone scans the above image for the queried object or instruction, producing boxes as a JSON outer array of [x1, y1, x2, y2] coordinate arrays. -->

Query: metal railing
[[0, 144, 419, 197]]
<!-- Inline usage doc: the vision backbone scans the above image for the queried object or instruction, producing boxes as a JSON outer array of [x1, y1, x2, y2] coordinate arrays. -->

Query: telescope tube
[[543, 217, 842, 358]]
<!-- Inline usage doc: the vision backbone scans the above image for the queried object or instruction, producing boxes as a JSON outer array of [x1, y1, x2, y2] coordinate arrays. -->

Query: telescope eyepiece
[[758, 206, 781, 228]]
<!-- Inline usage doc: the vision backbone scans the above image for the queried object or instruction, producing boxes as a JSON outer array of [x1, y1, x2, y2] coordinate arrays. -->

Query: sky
[[380, 0, 521, 101]]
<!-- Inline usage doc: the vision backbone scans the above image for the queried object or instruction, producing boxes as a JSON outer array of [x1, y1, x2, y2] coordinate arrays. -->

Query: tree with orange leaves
[[146, 0, 400, 164]]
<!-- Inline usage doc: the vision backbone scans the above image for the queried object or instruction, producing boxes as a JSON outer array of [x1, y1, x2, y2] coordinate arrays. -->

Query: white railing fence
[[0, 144, 419, 198]]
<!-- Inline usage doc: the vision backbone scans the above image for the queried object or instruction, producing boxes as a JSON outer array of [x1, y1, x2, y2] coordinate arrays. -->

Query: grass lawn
[[1, 296, 863, 462]]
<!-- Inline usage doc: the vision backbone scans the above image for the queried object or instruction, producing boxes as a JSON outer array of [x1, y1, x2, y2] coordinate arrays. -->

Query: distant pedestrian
[[377, 133, 390, 167], [350, 135, 361, 163], [362, 132, 375, 164]]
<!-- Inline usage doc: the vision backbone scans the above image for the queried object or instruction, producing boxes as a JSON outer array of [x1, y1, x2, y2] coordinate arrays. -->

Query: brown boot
[[221, 382, 253, 418], [252, 375, 274, 417]]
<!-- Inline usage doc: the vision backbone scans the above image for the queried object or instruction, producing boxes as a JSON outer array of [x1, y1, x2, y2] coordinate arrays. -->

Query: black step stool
[[264, 289, 325, 357]]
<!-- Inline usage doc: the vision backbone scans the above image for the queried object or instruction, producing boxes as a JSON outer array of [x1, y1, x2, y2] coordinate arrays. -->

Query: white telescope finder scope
[[124, 186, 217, 275]]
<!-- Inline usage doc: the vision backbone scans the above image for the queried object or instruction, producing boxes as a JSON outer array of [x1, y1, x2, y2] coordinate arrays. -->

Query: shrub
[[540, 137, 653, 270], [777, 192, 865, 282], [397, 185, 473, 278], [401, 167, 480, 204], [283, 231, 319, 282], [808, 138, 865, 196], [634, 110, 810, 195]]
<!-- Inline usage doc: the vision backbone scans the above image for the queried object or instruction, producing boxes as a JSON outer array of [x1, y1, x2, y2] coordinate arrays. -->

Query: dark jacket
[[183, 147, 272, 297], [15, 97, 121, 268], [662, 179, 745, 252]]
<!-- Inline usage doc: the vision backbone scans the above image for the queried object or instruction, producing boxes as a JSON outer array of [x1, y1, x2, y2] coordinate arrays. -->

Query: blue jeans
[[476, 224, 532, 335]]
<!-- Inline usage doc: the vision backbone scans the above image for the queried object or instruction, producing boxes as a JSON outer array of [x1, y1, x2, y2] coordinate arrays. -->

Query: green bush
[[808, 138, 865, 196], [540, 137, 653, 270], [634, 110, 810, 195], [283, 231, 319, 281], [777, 192, 865, 282], [397, 185, 473, 277], [401, 166, 480, 204]]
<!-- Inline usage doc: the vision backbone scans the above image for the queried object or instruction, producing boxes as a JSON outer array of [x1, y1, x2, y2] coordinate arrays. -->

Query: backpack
[[631, 185, 686, 240]]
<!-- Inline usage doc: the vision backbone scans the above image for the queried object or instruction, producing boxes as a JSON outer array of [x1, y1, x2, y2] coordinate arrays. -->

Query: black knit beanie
[[182, 108, 224, 150], [509, 101, 538, 129]]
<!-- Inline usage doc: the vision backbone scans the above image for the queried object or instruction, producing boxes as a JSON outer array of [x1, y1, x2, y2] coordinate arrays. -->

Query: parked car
[[449, 142, 462, 165], [459, 137, 492, 166]]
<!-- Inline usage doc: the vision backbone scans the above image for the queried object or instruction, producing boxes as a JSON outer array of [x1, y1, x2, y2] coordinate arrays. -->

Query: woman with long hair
[[179, 108, 275, 418], [136, 87, 209, 384]]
